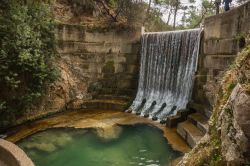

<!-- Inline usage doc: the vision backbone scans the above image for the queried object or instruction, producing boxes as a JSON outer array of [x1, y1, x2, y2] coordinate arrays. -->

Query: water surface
[[17, 125, 181, 166]]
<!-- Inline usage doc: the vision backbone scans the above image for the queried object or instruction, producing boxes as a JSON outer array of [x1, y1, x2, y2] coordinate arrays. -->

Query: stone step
[[188, 112, 209, 134], [177, 120, 204, 148], [187, 101, 211, 117], [166, 114, 185, 128]]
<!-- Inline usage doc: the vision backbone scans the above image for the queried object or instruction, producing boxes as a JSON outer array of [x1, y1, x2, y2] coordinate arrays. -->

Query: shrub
[[0, 1, 57, 128]]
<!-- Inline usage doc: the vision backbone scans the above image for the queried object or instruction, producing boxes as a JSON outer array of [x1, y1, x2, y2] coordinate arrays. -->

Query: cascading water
[[127, 28, 201, 121]]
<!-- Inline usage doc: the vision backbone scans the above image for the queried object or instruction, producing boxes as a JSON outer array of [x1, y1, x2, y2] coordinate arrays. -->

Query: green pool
[[17, 125, 181, 166]]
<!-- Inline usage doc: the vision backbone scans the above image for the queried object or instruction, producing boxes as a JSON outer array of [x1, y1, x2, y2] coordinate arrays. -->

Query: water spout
[[143, 101, 157, 118], [160, 106, 177, 124], [151, 103, 167, 121], [134, 99, 147, 115]]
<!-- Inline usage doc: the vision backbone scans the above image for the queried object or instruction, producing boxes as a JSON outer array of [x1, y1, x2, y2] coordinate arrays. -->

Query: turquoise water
[[17, 125, 181, 166]]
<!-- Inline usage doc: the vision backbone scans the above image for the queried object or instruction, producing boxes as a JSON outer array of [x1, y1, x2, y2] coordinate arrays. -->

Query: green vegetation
[[184, 0, 214, 28], [81, 0, 170, 31], [0, 1, 57, 129], [95, 0, 216, 31]]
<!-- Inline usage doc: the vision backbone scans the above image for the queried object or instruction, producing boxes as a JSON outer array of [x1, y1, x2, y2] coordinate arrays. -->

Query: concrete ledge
[[0, 139, 34, 166], [204, 1, 250, 39], [81, 99, 128, 111], [57, 41, 135, 54], [204, 39, 237, 55], [204, 55, 236, 69], [56, 23, 141, 43]]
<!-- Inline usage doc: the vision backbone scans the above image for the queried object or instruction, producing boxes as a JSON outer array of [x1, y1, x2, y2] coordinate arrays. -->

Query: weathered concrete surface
[[192, 1, 250, 117], [177, 112, 208, 148], [0, 139, 34, 166], [55, 24, 141, 101]]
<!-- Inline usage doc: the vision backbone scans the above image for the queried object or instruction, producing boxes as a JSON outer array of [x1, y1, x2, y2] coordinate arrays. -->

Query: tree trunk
[[173, 0, 179, 30], [166, 8, 172, 25], [95, 0, 118, 22], [143, 0, 152, 25]]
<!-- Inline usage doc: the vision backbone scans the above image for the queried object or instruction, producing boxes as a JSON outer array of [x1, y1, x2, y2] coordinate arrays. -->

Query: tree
[[181, 6, 188, 27], [154, 0, 183, 29], [185, 0, 215, 28], [172, 0, 181, 29], [0, 1, 57, 128], [143, 0, 153, 25]]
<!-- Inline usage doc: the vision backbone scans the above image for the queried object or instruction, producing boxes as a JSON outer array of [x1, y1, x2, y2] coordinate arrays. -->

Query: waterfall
[[127, 28, 201, 121]]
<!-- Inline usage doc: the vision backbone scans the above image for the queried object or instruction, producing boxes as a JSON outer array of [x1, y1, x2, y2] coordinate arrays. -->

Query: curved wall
[[0, 139, 34, 166]]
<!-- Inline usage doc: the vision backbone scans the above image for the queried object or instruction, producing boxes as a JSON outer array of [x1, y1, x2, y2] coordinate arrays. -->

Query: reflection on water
[[17, 125, 181, 166]]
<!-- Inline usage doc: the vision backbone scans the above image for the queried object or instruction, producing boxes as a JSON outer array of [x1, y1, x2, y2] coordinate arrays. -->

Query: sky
[[142, 0, 245, 26], [145, 0, 244, 25], [143, 0, 203, 25]]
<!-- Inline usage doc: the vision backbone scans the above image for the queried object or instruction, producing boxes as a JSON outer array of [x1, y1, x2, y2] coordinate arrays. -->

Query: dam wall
[[56, 24, 141, 101], [4, 2, 250, 132], [192, 1, 250, 117]]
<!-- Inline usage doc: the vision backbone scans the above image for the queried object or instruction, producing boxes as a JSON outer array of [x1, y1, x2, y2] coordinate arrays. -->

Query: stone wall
[[192, 1, 250, 117], [56, 24, 140, 102]]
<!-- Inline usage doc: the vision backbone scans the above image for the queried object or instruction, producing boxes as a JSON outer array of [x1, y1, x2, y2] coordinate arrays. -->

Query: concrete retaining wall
[[56, 24, 141, 100], [192, 1, 250, 116], [0, 139, 34, 166]]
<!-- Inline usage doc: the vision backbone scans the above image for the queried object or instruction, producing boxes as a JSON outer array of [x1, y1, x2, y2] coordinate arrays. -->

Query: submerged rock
[[26, 142, 57, 153], [21, 130, 73, 153], [95, 125, 122, 140]]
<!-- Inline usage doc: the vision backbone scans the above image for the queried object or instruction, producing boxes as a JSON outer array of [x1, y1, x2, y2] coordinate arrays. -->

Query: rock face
[[219, 84, 250, 165], [183, 4, 250, 164], [178, 45, 250, 166], [53, 0, 99, 24]]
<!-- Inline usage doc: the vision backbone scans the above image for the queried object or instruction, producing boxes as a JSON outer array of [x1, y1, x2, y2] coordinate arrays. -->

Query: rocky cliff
[[178, 44, 250, 165]]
